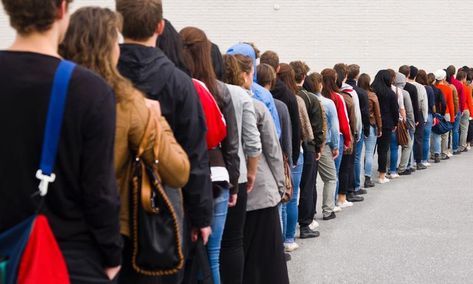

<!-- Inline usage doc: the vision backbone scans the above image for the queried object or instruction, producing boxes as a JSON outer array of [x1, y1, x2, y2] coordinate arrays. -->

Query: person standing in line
[[416, 70, 435, 167], [231, 54, 289, 284], [357, 74, 382, 187], [320, 69, 352, 208], [434, 70, 455, 160], [304, 72, 341, 218], [428, 72, 447, 163], [226, 44, 282, 138], [334, 63, 363, 203], [116, 1, 213, 282], [456, 71, 473, 152], [399, 65, 421, 173], [220, 54, 262, 284], [387, 69, 405, 179], [346, 64, 371, 193], [0, 0, 123, 282], [180, 27, 241, 284], [371, 70, 399, 183], [396, 73, 417, 174], [407, 66, 427, 170], [447, 65, 465, 155]]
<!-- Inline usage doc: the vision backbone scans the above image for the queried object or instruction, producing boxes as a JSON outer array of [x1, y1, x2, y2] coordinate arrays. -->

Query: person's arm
[[309, 94, 325, 154], [336, 96, 351, 148], [278, 103, 293, 167], [328, 101, 340, 150], [373, 96, 383, 134], [408, 85, 420, 124], [218, 84, 240, 194], [359, 89, 371, 137], [288, 93, 302, 163], [253, 84, 281, 138], [390, 91, 400, 128], [81, 87, 122, 268]]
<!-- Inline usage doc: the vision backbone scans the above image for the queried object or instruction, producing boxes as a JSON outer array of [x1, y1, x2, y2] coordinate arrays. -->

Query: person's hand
[[416, 122, 419, 126], [332, 148, 339, 160], [104, 266, 121, 280], [247, 174, 256, 193], [392, 126, 397, 132], [315, 152, 321, 161], [228, 193, 238, 207], [191, 226, 212, 245], [377, 131, 382, 138], [344, 145, 349, 151], [145, 99, 162, 117]]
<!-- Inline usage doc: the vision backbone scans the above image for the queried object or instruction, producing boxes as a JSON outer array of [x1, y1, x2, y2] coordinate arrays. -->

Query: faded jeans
[[460, 110, 470, 149], [422, 113, 433, 162], [318, 145, 337, 217], [363, 126, 377, 178], [282, 153, 303, 244], [208, 188, 229, 284]]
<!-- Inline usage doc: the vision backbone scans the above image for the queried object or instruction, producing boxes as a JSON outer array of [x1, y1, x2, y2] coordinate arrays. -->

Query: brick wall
[[1, 0, 471, 76]]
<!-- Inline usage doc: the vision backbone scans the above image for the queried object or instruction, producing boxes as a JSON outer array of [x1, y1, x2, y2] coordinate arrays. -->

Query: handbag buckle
[[35, 170, 56, 197]]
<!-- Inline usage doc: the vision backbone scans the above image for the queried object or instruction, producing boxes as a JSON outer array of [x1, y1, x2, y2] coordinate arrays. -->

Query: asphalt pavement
[[287, 150, 473, 284]]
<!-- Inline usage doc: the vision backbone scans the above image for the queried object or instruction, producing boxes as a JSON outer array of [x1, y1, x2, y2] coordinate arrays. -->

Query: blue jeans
[[363, 126, 377, 178], [334, 135, 344, 196], [207, 188, 229, 284], [389, 131, 399, 173], [422, 114, 433, 162], [354, 137, 364, 191], [452, 112, 461, 151], [432, 133, 441, 154], [282, 153, 303, 244]]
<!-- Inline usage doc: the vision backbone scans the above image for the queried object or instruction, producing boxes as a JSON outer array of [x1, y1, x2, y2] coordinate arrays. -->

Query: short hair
[[347, 64, 360, 80], [357, 73, 372, 91], [333, 63, 348, 87], [260, 51, 279, 70], [116, 0, 163, 41], [399, 65, 410, 77], [409, 66, 418, 80], [257, 64, 277, 89], [2, 0, 73, 34], [456, 70, 467, 81], [427, 73, 436, 86], [289, 61, 310, 84], [415, 70, 428, 85], [304, 72, 323, 94]]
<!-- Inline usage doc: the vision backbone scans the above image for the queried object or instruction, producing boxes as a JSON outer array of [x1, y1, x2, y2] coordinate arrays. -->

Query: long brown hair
[[60, 7, 134, 103], [278, 63, 298, 94], [358, 73, 372, 92], [321, 68, 339, 101], [180, 26, 220, 102], [222, 54, 243, 86]]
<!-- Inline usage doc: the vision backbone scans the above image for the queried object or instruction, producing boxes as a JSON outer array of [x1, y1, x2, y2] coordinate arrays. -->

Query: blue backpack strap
[[35, 60, 76, 197]]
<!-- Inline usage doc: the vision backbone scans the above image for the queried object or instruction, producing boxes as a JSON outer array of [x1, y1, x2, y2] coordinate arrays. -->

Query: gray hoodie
[[395, 73, 415, 130]]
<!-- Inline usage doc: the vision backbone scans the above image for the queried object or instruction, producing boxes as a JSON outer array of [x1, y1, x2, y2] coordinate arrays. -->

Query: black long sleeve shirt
[[347, 79, 371, 137], [404, 82, 423, 124], [0, 51, 122, 266]]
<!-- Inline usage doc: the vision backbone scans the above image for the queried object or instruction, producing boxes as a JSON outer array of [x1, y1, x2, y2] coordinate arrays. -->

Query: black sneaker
[[462, 147, 468, 152], [285, 253, 291, 262], [364, 177, 375, 188], [323, 212, 336, 221], [441, 154, 450, 160], [453, 151, 461, 155], [434, 154, 441, 163], [356, 189, 368, 195], [346, 193, 364, 202], [398, 169, 411, 176], [416, 163, 427, 170], [299, 226, 320, 239]]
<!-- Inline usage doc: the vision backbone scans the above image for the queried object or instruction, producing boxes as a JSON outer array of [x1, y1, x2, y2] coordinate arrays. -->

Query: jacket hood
[[395, 72, 407, 89], [226, 43, 257, 82], [118, 44, 174, 96]]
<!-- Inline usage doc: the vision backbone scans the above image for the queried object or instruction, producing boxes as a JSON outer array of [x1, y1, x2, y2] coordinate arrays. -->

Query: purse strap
[[35, 60, 76, 197]]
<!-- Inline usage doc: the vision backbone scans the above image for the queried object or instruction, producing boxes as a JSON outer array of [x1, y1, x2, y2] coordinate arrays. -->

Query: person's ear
[[57, 0, 67, 20], [156, 19, 165, 36]]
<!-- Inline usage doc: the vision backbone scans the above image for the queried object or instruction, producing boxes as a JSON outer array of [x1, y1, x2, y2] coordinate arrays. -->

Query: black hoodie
[[118, 44, 212, 228], [346, 78, 371, 137]]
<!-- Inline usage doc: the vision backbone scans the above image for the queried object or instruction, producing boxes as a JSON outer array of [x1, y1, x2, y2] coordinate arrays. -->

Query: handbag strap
[[35, 60, 76, 197]]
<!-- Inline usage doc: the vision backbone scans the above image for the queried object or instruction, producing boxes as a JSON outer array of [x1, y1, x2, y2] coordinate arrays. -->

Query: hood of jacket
[[118, 44, 174, 98], [226, 43, 257, 82], [395, 72, 407, 89]]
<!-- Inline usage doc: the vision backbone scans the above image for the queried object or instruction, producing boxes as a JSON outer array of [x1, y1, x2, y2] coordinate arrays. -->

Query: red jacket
[[450, 76, 465, 112], [331, 92, 351, 148]]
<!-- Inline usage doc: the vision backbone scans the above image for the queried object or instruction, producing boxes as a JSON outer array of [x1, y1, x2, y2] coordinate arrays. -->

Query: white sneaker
[[378, 177, 390, 184], [284, 242, 299, 252], [447, 152, 453, 157], [390, 173, 400, 179], [333, 206, 342, 213], [309, 220, 319, 231], [467, 145, 471, 150], [336, 201, 353, 208]]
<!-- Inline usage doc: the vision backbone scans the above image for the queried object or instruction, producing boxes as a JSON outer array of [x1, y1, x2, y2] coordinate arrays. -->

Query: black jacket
[[297, 88, 325, 153], [404, 82, 423, 124], [347, 79, 371, 137], [118, 44, 212, 228], [432, 85, 447, 115], [271, 79, 301, 162], [372, 70, 399, 130]]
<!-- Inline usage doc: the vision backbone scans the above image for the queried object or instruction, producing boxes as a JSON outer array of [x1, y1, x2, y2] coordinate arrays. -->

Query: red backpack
[[192, 79, 227, 149]]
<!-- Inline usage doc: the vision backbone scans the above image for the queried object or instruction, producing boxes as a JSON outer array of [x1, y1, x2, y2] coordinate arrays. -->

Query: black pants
[[298, 150, 318, 227], [62, 246, 118, 284], [377, 129, 391, 173], [414, 123, 425, 163], [339, 153, 355, 195], [243, 206, 289, 284], [220, 183, 247, 284]]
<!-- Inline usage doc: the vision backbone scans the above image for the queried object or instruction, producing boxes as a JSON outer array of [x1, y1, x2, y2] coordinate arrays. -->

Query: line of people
[[2, 1, 473, 284]]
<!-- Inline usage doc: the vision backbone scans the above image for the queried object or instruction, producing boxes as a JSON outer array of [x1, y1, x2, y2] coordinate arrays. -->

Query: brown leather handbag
[[130, 112, 185, 276], [396, 120, 409, 146], [281, 154, 293, 203]]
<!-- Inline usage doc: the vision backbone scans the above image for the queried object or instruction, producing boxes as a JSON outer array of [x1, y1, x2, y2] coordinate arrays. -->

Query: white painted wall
[[1, 0, 472, 76]]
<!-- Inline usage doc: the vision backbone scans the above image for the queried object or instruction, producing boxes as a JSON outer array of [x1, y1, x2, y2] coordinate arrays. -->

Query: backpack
[[192, 79, 227, 149]]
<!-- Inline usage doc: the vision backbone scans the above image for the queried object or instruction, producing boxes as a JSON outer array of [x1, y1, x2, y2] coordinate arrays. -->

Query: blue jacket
[[227, 43, 281, 138], [315, 93, 339, 150]]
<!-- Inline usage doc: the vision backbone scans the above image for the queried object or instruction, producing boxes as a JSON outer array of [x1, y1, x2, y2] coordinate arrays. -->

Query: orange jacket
[[463, 84, 473, 118], [436, 83, 455, 122]]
